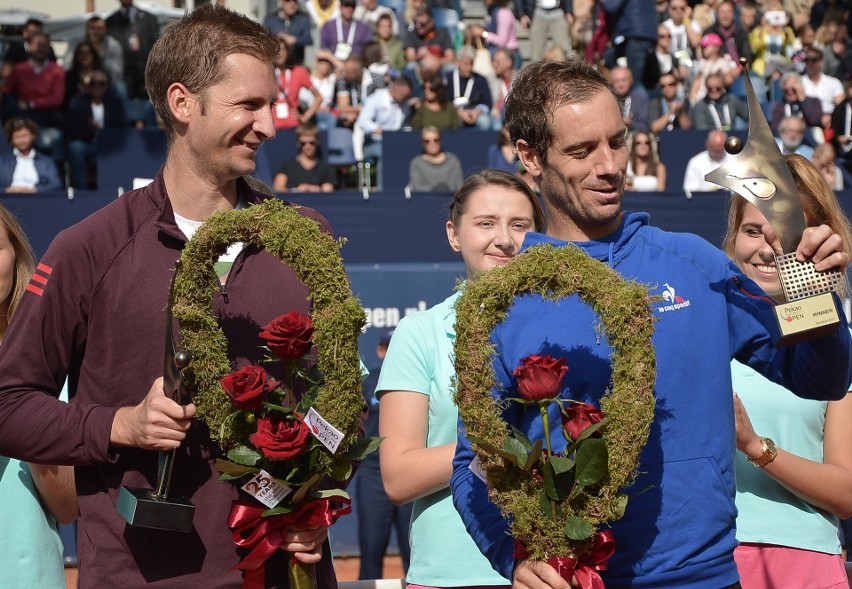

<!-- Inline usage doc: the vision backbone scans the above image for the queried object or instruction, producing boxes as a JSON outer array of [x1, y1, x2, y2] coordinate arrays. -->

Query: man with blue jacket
[[450, 59, 852, 589]]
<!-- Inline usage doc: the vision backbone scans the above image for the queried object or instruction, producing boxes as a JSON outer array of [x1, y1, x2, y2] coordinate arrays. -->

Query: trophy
[[117, 261, 195, 532], [705, 59, 843, 345]]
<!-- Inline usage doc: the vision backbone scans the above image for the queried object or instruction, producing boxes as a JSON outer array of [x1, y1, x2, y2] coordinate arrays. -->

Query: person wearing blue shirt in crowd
[[450, 58, 852, 589], [0, 117, 62, 193], [263, 0, 314, 65]]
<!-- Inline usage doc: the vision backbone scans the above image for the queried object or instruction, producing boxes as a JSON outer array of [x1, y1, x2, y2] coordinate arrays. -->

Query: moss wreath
[[453, 243, 657, 561], [172, 198, 366, 477]]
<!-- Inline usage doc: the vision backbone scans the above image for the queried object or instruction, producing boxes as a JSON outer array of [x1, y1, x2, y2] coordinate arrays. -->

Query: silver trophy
[[704, 59, 843, 345]]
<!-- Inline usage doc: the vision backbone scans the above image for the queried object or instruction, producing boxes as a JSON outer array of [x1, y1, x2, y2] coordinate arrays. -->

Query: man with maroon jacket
[[0, 5, 336, 589]]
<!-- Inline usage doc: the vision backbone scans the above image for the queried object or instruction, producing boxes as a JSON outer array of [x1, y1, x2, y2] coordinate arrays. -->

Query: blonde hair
[[0, 205, 36, 341]]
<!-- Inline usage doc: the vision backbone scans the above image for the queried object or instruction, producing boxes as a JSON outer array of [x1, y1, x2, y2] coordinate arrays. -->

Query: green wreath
[[453, 243, 657, 560], [172, 198, 366, 472]]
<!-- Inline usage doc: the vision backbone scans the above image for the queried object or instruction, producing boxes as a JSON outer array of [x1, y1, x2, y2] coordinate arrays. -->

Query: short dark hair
[[505, 59, 619, 165], [145, 4, 279, 142]]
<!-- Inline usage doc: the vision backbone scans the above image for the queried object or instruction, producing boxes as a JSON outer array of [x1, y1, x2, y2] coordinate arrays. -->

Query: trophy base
[[117, 486, 195, 533], [774, 292, 841, 346]]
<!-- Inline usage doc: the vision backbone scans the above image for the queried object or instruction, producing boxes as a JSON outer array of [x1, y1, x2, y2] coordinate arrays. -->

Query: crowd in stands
[[1, 0, 852, 194]]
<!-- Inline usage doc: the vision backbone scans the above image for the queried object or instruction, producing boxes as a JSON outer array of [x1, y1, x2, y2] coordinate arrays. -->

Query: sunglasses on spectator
[[706, 85, 724, 92], [422, 137, 441, 144], [804, 56, 822, 63], [299, 140, 318, 146], [660, 81, 677, 87], [659, 33, 671, 38], [415, 19, 431, 27]]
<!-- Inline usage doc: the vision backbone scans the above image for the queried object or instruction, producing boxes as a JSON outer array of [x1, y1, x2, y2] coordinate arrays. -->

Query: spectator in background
[[78, 17, 124, 89], [444, 47, 492, 130], [404, 7, 455, 70], [263, 0, 313, 65], [357, 75, 413, 189], [408, 126, 464, 192], [305, 52, 338, 130], [272, 124, 337, 193], [812, 142, 844, 191], [601, 0, 658, 86], [703, 0, 752, 64], [305, 0, 341, 29], [661, 0, 701, 62], [647, 24, 686, 89], [376, 13, 406, 71], [691, 72, 748, 130], [3, 19, 56, 68], [610, 65, 650, 132], [0, 118, 62, 193], [402, 52, 443, 100], [355, 329, 413, 581], [321, 0, 375, 63], [626, 130, 666, 191], [412, 76, 459, 129], [689, 33, 739, 105], [66, 69, 128, 190], [272, 37, 322, 131], [105, 0, 160, 100], [486, 126, 517, 174], [737, 3, 758, 33], [789, 24, 819, 74], [650, 70, 692, 131], [336, 55, 370, 129], [683, 128, 732, 195], [817, 21, 852, 82], [515, 0, 572, 62], [470, 0, 520, 63], [355, 0, 399, 35], [490, 48, 515, 129], [748, 6, 797, 81], [830, 81, 852, 174], [802, 46, 844, 130], [770, 71, 823, 147], [1, 33, 65, 140], [403, 0, 426, 33], [64, 41, 103, 111], [775, 115, 815, 157]]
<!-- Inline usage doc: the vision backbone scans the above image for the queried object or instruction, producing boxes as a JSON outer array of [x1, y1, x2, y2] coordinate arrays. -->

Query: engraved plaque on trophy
[[117, 261, 195, 532], [705, 60, 842, 345]]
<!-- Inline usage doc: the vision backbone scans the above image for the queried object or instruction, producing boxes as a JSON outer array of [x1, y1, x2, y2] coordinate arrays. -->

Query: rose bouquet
[[216, 310, 379, 589]]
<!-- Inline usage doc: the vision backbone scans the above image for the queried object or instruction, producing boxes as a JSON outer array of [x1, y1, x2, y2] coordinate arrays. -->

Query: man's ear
[[167, 82, 195, 126], [516, 139, 543, 178]]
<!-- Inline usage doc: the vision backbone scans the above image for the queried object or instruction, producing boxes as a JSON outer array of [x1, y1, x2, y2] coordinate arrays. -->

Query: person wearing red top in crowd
[[272, 36, 322, 130], [2, 33, 65, 132]]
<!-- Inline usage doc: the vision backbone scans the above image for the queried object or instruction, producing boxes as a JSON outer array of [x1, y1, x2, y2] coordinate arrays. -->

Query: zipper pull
[[220, 282, 229, 304]]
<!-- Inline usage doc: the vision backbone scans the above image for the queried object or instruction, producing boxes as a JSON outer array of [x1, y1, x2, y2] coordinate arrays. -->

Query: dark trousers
[[355, 463, 413, 580]]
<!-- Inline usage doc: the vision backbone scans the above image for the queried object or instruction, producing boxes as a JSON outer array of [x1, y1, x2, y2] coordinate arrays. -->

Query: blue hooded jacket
[[451, 212, 851, 588]]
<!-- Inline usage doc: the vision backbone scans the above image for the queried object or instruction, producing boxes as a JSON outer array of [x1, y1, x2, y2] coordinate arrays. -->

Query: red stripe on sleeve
[[31, 273, 48, 285], [26, 284, 44, 296], [37, 263, 53, 275]]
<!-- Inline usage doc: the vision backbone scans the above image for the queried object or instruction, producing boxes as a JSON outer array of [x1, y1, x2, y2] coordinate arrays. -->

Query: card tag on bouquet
[[469, 455, 487, 483], [304, 407, 344, 454], [242, 470, 291, 508]]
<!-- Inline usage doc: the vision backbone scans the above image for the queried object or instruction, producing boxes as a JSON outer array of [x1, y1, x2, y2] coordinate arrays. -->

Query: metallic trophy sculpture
[[705, 59, 843, 344], [117, 260, 195, 532]]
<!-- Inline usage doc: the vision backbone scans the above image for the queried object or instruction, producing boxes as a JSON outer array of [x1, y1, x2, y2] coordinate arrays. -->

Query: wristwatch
[[747, 437, 778, 468]]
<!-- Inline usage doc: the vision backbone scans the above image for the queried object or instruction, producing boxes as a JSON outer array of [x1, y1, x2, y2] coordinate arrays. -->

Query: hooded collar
[[520, 212, 648, 267]]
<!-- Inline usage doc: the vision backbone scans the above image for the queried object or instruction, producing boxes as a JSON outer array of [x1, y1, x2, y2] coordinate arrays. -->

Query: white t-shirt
[[802, 72, 844, 116], [10, 149, 38, 190]]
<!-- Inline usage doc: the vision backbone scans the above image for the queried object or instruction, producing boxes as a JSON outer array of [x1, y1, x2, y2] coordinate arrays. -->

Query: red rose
[[221, 365, 274, 411], [259, 311, 314, 361], [562, 402, 604, 441], [513, 354, 568, 402], [249, 415, 311, 460]]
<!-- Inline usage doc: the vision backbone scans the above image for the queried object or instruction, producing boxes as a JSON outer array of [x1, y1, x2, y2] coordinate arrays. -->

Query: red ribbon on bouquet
[[514, 530, 615, 589], [227, 496, 352, 589]]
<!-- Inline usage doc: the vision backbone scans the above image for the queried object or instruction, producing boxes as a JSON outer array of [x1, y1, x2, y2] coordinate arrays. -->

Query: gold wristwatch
[[747, 436, 778, 468]]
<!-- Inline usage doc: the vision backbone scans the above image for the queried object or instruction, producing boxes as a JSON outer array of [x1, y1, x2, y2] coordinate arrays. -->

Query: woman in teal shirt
[[723, 155, 852, 589], [376, 170, 545, 589]]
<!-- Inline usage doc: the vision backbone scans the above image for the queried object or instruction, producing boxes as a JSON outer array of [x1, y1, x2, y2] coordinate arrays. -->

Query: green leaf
[[215, 458, 259, 477], [542, 457, 574, 501], [563, 516, 595, 541], [290, 473, 322, 504], [574, 438, 608, 488], [523, 439, 544, 471], [227, 445, 262, 467], [467, 435, 522, 467], [510, 425, 534, 449], [330, 457, 353, 481], [613, 493, 629, 519], [262, 504, 298, 516], [503, 436, 530, 467], [344, 436, 382, 461], [538, 489, 553, 518], [313, 489, 351, 501], [549, 455, 574, 474]]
